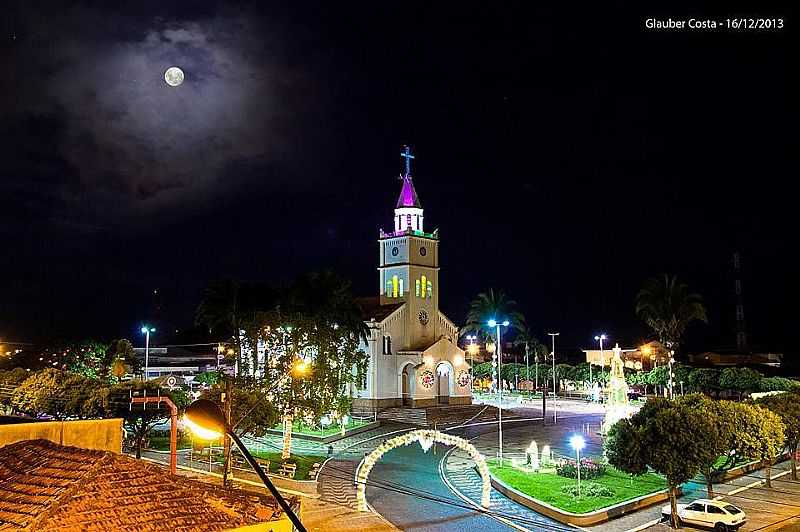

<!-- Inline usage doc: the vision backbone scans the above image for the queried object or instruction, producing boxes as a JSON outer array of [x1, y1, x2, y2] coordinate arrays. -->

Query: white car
[[661, 499, 746, 531]]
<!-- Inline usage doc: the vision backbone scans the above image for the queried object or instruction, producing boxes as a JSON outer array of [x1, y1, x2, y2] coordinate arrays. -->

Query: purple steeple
[[396, 145, 422, 208], [396, 175, 422, 209]]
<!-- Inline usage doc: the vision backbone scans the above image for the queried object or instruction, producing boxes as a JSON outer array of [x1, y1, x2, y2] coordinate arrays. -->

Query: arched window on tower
[[383, 335, 392, 355], [420, 275, 427, 298], [392, 275, 399, 298], [415, 279, 420, 297], [406, 214, 411, 230], [386, 279, 393, 297], [399, 278, 404, 297], [427, 280, 433, 298]]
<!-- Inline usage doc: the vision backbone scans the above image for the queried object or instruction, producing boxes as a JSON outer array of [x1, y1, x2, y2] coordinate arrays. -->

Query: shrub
[[758, 377, 800, 393], [560, 482, 615, 498], [556, 458, 606, 480]]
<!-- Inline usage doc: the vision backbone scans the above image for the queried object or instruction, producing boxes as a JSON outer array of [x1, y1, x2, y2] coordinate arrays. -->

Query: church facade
[[353, 148, 471, 411]]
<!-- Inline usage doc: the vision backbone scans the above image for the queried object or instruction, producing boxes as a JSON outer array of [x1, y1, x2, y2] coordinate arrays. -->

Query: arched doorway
[[401, 364, 412, 406], [356, 429, 491, 512], [436, 362, 452, 404]]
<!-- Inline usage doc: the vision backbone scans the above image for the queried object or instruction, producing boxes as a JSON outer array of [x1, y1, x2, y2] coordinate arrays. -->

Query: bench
[[307, 462, 321, 480], [278, 462, 297, 479]]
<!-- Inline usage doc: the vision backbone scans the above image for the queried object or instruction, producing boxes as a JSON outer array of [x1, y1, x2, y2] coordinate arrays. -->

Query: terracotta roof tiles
[[0, 439, 293, 531]]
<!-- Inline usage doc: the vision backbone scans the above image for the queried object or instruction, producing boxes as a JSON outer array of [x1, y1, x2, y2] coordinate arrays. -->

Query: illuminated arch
[[356, 429, 491, 511]]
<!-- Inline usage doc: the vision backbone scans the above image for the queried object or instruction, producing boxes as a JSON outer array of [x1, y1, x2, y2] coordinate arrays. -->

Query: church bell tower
[[378, 146, 440, 350]]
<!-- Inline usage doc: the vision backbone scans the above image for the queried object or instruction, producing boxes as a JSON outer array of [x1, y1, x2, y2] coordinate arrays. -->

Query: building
[[133, 345, 224, 381], [689, 350, 782, 368], [353, 148, 469, 411], [0, 438, 298, 531], [583, 341, 669, 371]]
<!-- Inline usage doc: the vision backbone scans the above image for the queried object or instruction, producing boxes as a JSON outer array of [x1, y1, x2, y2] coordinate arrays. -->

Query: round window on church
[[419, 246, 427, 256], [418, 309, 429, 325]]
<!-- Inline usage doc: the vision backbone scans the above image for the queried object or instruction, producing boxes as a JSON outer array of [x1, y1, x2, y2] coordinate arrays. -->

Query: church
[[353, 147, 471, 411]]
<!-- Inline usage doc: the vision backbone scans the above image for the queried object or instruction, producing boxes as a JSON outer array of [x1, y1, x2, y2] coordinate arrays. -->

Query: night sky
[[0, 2, 794, 363]]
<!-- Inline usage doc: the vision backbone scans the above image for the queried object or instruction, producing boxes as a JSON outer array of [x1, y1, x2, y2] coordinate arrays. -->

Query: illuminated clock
[[419, 246, 427, 256], [418, 309, 429, 325], [391, 246, 399, 257]]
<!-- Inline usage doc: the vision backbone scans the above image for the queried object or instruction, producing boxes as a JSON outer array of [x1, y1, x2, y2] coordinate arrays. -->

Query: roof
[[357, 297, 404, 323], [0, 439, 293, 531], [396, 175, 422, 209]]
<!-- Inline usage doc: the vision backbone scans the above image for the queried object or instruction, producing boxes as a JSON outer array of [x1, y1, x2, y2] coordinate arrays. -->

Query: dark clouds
[[3, 3, 317, 231]]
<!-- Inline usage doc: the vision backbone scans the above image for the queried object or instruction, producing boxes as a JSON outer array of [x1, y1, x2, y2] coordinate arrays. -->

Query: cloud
[[5, 5, 309, 231]]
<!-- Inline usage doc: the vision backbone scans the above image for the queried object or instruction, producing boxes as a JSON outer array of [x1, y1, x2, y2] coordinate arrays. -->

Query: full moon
[[164, 67, 184, 87]]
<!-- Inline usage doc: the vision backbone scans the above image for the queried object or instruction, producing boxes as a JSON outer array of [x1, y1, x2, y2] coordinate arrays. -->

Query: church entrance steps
[[375, 404, 520, 428]]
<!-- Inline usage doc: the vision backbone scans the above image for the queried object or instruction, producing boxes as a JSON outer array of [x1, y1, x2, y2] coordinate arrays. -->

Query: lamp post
[[184, 399, 306, 532], [140, 325, 155, 380], [594, 333, 608, 386], [524, 341, 530, 399], [548, 332, 559, 423], [570, 435, 586, 497], [466, 335, 477, 394], [489, 319, 509, 465]]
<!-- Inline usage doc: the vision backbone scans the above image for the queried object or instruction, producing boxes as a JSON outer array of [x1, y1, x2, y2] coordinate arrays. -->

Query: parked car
[[662, 499, 746, 531]]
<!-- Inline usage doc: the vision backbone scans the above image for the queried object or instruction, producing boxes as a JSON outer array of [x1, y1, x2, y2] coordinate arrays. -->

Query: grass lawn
[[488, 460, 667, 514], [147, 435, 197, 451], [712, 454, 752, 471], [272, 417, 371, 437], [249, 450, 327, 480]]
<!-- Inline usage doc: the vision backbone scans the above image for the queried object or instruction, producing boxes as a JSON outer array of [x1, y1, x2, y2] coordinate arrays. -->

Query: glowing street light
[[140, 325, 156, 380], [592, 334, 608, 389], [184, 399, 306, 532], [569, 434, 586, 497], [488, 319, 509, 464]]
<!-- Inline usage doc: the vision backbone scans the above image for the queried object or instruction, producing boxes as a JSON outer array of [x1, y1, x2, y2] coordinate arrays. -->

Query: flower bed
[[556, 458, 605, 480], [488, 459, 667, 514]]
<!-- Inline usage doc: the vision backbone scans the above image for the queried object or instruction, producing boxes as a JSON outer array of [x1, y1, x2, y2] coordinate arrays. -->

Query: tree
[[62, 341, 112, 380], [604, 398, 717, 528], [676, 394, 732, 497], [107, 339, 140, 380], [756, 392, 800, 480], [729, 402, 785, 487], [688, 368, 721, 396], [472, 362, 493, 380], [635, 275, 707, 357], [758, 377, 800, 393], [194, 371, 222, 386], [461, 289, 525, 341], [719, 367, 762, 399], [201, 384, 278, 438]]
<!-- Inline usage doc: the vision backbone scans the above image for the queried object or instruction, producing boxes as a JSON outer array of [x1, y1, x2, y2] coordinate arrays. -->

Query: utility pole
[[222, 378, 233, 486], [548, 332, 559, 424]]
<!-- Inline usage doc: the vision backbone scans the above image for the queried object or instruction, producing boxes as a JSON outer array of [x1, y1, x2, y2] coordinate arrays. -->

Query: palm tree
[[462, 288, 525, 343], [635, 275, 708, 354]]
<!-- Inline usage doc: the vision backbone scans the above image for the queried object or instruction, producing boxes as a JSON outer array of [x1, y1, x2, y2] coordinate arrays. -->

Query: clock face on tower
[[419, 246, 427, 256], [391, 247, 399, 257], [418, 309, 429, 325]]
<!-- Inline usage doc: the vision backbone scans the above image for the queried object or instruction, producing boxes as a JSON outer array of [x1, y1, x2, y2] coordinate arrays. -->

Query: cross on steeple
[[400, 145, 415, 177]]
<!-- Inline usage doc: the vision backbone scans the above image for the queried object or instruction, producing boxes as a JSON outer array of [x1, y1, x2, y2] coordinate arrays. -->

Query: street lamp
[[548, 332, 559, 423], [488, 319, 509, 464], [466, 335, 478, 393], [184, 399, 306, 532], [569, 434, 586, 497], [140, 325, 156, 380], [593, 334, 607, 385]]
